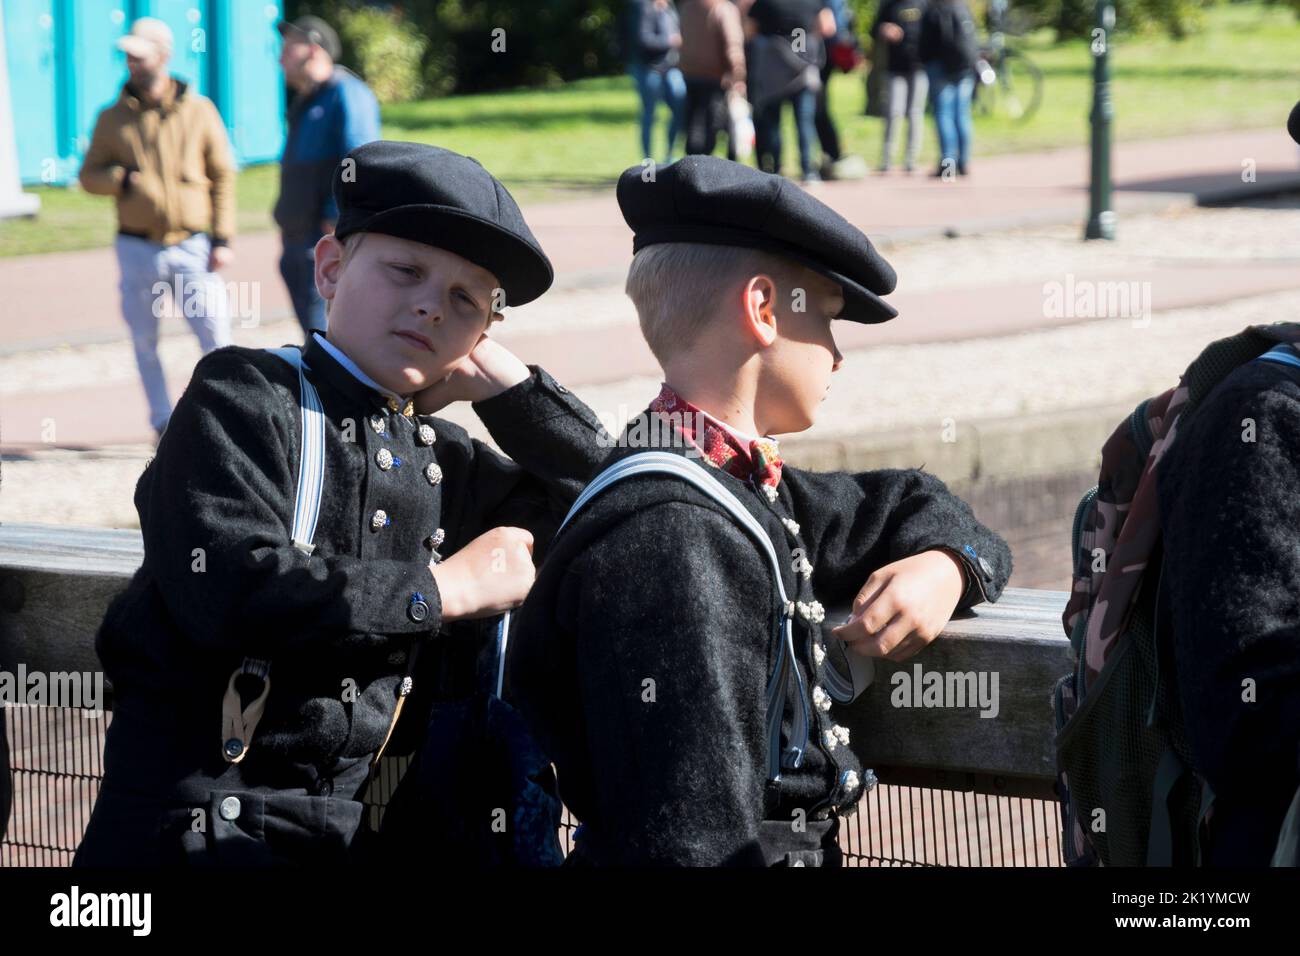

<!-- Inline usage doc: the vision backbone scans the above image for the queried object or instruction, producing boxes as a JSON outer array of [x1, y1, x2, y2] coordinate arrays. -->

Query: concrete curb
[[779, 400, 1135, 485]]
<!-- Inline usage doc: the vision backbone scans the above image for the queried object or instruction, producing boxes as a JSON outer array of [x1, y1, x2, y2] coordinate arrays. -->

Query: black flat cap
[[332, 141, 553, 307], [617, 156, 898, 323], [277, 15, 342, 60]]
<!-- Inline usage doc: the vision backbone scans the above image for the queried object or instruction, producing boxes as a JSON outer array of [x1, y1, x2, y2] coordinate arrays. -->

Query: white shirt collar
[[312, 332, 409, 402]]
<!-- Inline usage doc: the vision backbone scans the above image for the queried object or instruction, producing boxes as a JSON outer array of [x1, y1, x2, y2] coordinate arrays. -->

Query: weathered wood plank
[[0, 523, 1073, 782]]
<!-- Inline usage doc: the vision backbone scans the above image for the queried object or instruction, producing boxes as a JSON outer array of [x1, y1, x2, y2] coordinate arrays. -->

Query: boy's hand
[[829, 549, 965, 662], [429, 526, 536, 622], [413, 331, 530, 414]]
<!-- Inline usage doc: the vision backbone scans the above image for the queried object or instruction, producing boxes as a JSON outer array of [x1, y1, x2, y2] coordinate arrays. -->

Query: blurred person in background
[[920, 0, 978, 177], [79, 17, 236, 440], [745, 0, 834, 183], [873, 0, 928, 173], [275, 15, 380, 337], [627, 0, 688, 164], [679, 0, 746, 159]]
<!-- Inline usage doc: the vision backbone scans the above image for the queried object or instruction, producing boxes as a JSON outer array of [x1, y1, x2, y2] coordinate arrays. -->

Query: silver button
[[371, 509, 388, 531], [219, 796, 241, 821], [417, 423, 436, 446], [978, 556, 994, 578], [369, 415, 386, 435], [425, 462, 443, 486], [376, 448, 394, 471], [426, 528, 445, 550]]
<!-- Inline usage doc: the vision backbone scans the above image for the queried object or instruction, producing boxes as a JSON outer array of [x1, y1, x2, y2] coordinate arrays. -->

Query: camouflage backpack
[[1054, 322, 1300, 866]]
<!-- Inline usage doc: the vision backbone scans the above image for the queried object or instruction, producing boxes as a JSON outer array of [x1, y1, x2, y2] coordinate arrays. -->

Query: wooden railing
[[0, 522, 1072, 865]]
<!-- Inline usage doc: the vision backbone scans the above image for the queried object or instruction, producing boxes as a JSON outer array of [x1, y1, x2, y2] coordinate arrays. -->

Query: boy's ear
[[314, 235, 345, 304], [742, 274, 779, 348]]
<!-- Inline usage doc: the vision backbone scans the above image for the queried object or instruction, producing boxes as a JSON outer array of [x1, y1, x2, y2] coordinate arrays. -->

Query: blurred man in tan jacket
[[80, 17, 236, 438], [679, 0, 747, 158]]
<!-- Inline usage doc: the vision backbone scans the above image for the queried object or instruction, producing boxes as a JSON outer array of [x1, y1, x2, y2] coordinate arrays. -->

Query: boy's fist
[[429, 526, 536, 622], [829, 549, 965, 662]]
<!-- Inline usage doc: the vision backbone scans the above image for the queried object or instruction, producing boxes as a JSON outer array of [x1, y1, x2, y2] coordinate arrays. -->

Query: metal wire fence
[[2, 704, 1063, 867]]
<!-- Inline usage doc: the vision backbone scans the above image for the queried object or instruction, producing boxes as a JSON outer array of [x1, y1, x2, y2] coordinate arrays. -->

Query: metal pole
[[1085, 1, 1115, 240]]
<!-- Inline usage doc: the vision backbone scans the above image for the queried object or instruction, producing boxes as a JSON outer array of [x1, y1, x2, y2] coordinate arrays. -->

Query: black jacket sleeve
[[783, 466, 1012, 611], [446, 366, 610, 560], [636, 1, 673, 56], [564, 502, 774, 865], [137, 349, 441, 658], [1159, 369, 1300, 861]]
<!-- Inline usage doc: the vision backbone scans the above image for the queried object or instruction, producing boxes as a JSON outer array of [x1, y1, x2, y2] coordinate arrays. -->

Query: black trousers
[[814, 60, 842, 162], [684, 77, 736, 159]]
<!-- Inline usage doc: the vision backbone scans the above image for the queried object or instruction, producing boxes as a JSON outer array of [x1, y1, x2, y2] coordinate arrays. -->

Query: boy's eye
[[389, 263, 419, 279], [454, 290, 479, 309]]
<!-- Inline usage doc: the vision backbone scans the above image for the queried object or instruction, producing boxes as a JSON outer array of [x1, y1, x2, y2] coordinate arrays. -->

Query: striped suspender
[[220, 347, 327, 764]]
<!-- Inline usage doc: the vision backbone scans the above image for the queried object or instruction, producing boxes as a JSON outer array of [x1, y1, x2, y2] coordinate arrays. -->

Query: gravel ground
[[3, 197, 1298, 529]]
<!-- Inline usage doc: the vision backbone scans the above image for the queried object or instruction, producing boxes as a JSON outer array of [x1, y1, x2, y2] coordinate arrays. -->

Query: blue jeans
[[279, 232, 327, 337], [115, 232, 230, 432], [757, 88, 818, 178], [927, 65, 975, 169], [630, 64, 686, 162]]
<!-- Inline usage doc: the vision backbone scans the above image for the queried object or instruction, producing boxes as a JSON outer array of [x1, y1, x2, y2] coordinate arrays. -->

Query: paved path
[[2, 127, 1298, 449]]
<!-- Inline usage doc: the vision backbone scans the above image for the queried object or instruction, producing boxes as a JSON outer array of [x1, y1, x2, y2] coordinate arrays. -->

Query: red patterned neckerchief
[[649, 384, 784, 500]]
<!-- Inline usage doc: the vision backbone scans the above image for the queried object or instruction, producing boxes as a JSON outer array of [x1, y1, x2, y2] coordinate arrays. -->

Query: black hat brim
[[338, 205, 554, 307], [777, 248, 900, 324]]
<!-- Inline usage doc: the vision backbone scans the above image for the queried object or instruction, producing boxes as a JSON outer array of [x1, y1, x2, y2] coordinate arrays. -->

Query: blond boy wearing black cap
[[74, 142, 608, 866], [507, 156, 1012, 866]]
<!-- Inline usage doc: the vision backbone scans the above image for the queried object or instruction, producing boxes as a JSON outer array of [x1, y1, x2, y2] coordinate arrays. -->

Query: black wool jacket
[[1158, 357, 1300, 866], [507, 421, 1012, 866], [93, 335, 608, 795]]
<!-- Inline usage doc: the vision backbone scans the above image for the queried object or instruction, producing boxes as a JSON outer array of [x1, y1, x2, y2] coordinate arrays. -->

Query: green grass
[[3, 2, 1298, 258]]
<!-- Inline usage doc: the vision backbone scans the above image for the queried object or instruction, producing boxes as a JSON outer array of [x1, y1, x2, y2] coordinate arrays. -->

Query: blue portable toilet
[[4, 0, 60, 184], [2, 0, 285, 186], [62, 1, 133, 171], [211, 1, 283, 165]]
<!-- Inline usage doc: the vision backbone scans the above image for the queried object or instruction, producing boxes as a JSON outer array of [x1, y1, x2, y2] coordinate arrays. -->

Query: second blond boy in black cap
[[75, 141, 609, 866], [507, 156, 1012, 866]]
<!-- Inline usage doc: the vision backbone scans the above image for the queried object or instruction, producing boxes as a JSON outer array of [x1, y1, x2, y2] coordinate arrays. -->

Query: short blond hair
[[625, 242, 804, 363], [325, 233, 367, 316]]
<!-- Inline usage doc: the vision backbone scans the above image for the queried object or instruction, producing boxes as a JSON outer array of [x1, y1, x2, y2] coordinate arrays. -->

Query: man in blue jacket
[[275, 15, 380, 336]]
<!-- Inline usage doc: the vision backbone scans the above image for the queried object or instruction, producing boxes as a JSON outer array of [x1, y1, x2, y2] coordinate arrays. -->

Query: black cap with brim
[[277, 16, 342, 60], [332, 142, 553, 307], [619, 156, 899, 324], [628, 224, 898, 323]]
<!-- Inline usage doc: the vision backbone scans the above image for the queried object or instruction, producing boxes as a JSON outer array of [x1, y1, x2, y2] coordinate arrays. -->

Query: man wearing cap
[[73, 141, 609, 867], [507, 155, 1011, 866], [274, 15, 380, 337], [79, 16, 236, 439]]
